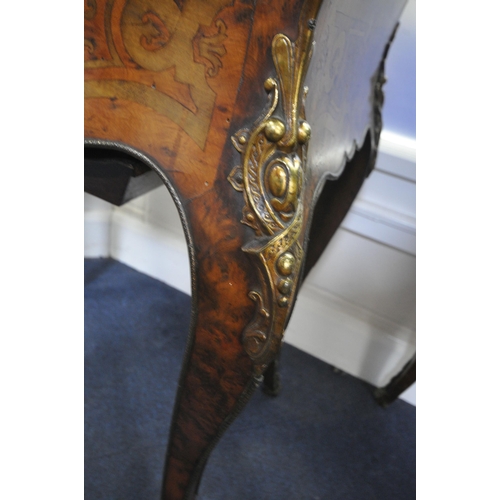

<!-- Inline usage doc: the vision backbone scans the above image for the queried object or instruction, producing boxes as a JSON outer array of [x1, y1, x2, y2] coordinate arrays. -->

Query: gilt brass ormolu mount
[[228, 25, 315, 375]]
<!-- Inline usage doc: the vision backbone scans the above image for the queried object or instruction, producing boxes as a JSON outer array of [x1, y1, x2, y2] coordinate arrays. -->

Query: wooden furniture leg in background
[[159, 187, 266, 499], [374, 355, 416, 407]]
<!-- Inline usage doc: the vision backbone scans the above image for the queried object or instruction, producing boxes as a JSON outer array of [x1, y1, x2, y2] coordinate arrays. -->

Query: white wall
[[84, 0, 416, 405]]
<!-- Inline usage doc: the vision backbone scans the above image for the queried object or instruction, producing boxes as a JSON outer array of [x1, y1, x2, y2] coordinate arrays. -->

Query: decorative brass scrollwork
[[228, 23, 316, 374]]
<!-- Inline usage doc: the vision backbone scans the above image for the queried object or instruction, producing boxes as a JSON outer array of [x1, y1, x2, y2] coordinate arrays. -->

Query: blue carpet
[[85, 258, 415, 499]]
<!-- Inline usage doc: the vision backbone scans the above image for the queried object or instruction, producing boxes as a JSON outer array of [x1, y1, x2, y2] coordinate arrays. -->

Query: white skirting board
[[285, 284, 416, 404], [84, 204, 415, 406], [84, 211, 112, 258]]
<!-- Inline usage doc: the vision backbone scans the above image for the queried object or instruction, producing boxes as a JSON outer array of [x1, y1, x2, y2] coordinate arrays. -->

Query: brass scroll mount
[[228, 27, 315, 375]]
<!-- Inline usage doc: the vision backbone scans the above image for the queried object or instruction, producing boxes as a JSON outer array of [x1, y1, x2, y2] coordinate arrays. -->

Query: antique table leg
[[84, 140, 269, 500], [159, 194, 264, 500], [159, 132, 377, 499], [162, 6, 324, 497]]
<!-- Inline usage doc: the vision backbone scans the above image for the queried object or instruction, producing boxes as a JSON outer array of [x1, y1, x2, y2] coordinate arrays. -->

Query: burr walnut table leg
[[162, 332, 260, 500], [161, 313, 261, 500], [159, 185, 266, 500]]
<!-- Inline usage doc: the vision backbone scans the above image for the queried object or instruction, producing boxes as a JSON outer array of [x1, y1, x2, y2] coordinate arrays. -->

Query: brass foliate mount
[[228, 26, 315, 375]]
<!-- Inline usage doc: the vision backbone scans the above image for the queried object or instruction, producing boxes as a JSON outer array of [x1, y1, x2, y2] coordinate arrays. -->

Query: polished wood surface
[[85, 1, 408, 498]]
